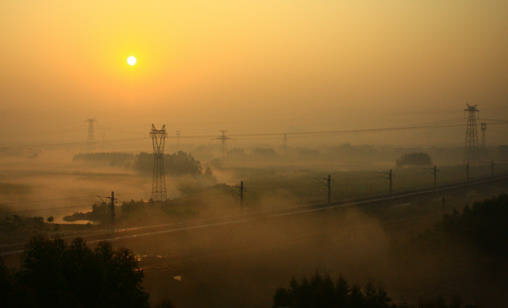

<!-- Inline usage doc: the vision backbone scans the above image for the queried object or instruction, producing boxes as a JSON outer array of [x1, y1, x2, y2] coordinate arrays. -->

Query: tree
[[431, 194, 508, 257], [0, 258, 14, 307], [273, 273, 395, 308], [396, 152, 432, 167], [155, 299, 175, 308], [335, 275, 349, 307], [134, 151, 202, 176], [5, 236, 150, 308]]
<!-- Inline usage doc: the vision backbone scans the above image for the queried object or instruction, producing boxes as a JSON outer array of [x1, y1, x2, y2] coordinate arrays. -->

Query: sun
[[127, 56, 137, 66]]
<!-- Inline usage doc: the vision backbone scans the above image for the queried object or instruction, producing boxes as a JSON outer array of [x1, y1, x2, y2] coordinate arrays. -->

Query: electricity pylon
[[150, 124, 167, 201], [464, 104, 480, 163], [217, 130, 230, 157], [85, 118, 96, 149]]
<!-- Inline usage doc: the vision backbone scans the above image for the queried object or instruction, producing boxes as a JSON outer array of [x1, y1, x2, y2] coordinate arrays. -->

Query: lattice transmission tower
[[150, 124, 167, 201], [176, 130, 181, 149], [85, 118, 96, 149], [217, 130, 230, 157], [464, 104, 480, 163]]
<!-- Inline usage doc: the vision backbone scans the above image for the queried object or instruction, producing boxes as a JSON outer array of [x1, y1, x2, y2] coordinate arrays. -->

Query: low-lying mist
[[132, 191, 508, 307], [1, 143, 508, 307]]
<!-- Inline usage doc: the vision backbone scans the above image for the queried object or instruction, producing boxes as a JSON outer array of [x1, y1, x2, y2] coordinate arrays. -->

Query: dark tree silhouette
[[396, 152, 432, 167], [134, 151, 202, 176], [3, 236, 149, 308], [273, 272, 394, 308], [0, 258, 14, 307], [273, 273, 464, 308], [429, 194, 508, 257], [154, 299, 175, 308], [73, 152, 135, 167]]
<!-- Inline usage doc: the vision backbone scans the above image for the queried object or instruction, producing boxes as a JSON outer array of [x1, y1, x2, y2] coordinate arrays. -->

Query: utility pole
[[104, 191, 115, 223], [327, 174, 331, 205], [282, 133, 288, 151], [240, 181, 244, 206], [433, 166, 437, 187], [388, 169, 393, 194], [490, 160, 494, 177], [481, 122, 487, 147], [481, 122, 487, 160], [110, 191, 115, 222], [466, 161, 470, 183]]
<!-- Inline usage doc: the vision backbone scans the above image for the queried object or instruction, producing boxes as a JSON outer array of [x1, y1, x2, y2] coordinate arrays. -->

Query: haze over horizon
[[1, 0, 507, 145], [2, 3, 508, 307]]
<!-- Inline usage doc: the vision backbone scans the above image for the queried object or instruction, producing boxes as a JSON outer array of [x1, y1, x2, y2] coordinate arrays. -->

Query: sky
[[1, 0, 507, 145]]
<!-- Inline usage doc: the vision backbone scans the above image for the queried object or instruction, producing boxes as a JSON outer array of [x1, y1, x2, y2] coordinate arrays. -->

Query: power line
[[4, 119, 508, 149]]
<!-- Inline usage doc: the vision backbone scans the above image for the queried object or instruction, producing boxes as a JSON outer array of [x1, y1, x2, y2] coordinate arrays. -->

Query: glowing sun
[[127, 56, 137, 66]]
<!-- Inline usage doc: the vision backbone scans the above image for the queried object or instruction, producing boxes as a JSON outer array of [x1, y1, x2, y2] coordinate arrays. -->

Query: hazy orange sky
[[1, 0, 507, 144]]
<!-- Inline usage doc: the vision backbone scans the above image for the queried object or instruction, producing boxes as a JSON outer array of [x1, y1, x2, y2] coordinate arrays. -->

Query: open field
[[2, 167, 508, 306], [1, 148, 508, 307], [2, 148, 507, 222], [121, 180, 508, 307]]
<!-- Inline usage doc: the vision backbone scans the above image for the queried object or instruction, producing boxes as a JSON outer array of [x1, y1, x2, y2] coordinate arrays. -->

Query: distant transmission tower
[[464, 104, 480, 163], [217, 130, 230, 157], [150, 124, 167, 201], [176, 130, 181, 149], [85, 118, 96, 149]]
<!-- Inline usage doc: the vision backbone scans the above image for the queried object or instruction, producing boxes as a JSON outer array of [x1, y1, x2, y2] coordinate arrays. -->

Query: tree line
[[419, 193, 508, 257], [273, 272, 462, 308], [0, 236, 173, 308], [73, 151, 203, 176]]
